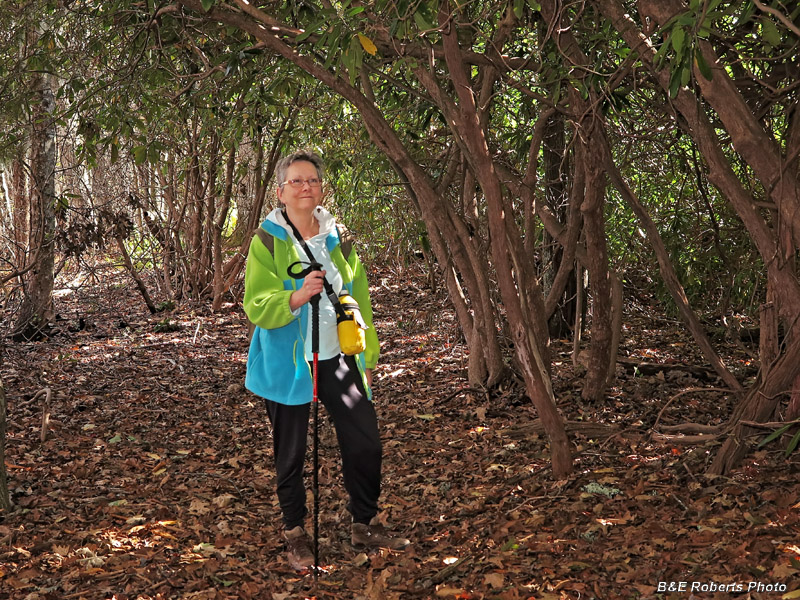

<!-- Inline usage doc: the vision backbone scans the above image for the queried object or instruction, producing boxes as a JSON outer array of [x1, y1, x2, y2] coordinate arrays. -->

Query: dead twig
[[651, 387, 733, 436], [651, 432, 721, 444], [435, 386, 488, 405], [660, 423, 722, 434], [431, 555, 473, 584], [656, 425, 796, 447], [22, 388, 53, 443], [505, 494, 568, 515], [683, 461, 698, 482], [510, 419, 619, 440]]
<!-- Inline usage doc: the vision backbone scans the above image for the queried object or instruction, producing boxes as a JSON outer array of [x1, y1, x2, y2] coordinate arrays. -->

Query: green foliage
[[0, 0, 793, 320], [156, 300, 176, 312], [154, 318, 181, 333], [316, 101, 421, 263], [758, 421, 800, 457], [599, 76, 764, 317]]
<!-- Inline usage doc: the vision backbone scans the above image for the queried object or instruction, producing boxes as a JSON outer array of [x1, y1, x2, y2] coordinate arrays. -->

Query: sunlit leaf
[[357, 33, 378, 56], [761, 17, 781, 48], [132, 146, 146, 165]]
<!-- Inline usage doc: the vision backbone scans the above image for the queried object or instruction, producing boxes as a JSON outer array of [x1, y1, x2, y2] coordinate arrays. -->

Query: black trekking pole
[[310, 286, 320, 577], [288, 260, 322, 577]]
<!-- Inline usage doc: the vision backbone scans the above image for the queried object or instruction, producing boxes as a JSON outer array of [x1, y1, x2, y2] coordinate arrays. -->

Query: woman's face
[[277, 160, 323, 214]]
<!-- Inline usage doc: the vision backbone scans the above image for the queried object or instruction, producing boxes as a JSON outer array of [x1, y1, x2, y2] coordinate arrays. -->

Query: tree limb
[[752, 0, 800, 37]]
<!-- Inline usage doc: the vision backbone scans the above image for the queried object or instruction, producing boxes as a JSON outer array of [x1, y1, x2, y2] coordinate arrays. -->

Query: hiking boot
[[284, 526, 314, 571], [352, 516, 411, 551]]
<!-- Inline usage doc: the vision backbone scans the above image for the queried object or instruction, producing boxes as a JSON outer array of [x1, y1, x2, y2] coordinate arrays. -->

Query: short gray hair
[[275, 150, 324, 188]]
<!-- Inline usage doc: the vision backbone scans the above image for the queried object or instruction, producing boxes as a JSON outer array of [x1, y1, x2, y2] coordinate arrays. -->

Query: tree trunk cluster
[[592, 0, 800, 473], [166, 0, 800, 476], [12, 69, 57, 341], [5, 0, 797, 478]]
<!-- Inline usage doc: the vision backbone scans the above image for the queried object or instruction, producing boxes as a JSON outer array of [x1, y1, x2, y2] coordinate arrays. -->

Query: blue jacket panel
[[244, 214, 378, 405]]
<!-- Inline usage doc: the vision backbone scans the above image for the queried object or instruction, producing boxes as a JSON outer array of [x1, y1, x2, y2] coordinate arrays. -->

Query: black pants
[[264, 354, 382, 529]]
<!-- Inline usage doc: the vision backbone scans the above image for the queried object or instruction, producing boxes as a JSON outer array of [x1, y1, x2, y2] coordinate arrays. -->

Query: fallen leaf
[[192, 542, 217, 556], [189, 499, 210, 515], [212, 493, 236, 508], [484, 572, 504, 589], [772, 562, 799, 577], [436, 587, 467, 598]]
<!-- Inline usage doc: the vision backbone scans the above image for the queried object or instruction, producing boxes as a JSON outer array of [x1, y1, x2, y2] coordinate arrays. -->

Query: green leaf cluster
[[758, 421, 800, 457]]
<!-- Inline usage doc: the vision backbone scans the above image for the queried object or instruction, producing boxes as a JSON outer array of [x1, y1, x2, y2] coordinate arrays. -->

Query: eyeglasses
[[281, 177, 322, 189]]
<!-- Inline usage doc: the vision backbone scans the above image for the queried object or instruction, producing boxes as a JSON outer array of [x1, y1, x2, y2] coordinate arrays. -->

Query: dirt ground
[[1, 260, 798, 599]]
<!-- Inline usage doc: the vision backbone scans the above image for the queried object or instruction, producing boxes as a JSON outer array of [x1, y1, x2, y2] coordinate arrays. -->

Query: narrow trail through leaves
[[1, 261, 799, 600]]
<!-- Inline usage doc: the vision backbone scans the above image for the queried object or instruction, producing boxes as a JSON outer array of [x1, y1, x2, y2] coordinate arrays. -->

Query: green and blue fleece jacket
[[243, 213, 379, 405]]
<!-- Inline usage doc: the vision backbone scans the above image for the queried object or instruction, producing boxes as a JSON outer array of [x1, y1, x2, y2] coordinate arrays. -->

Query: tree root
[[651, 432, 721, 444], [660, 423, 722, 434], [616, 358, 718, 379], [651, 387, 734, 435], [509, 419, 618, 439]]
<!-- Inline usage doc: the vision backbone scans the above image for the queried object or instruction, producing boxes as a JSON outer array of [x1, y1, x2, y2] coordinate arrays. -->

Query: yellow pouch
[[337, 294, 367, 355]]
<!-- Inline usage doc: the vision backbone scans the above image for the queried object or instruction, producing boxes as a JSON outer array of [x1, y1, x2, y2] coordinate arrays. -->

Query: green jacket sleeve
[[243, 235, 297, 330], [348, 248, 380, 369]]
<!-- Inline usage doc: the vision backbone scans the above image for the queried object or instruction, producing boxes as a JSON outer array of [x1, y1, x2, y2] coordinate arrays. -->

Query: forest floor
[[1, 258, 799, 600]]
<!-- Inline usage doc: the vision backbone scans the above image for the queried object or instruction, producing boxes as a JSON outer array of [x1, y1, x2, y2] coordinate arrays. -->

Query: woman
[[243, 150, 409, 571]]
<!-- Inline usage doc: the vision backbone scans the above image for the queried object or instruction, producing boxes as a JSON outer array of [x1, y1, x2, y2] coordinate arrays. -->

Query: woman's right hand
[[290, 269, 326, 311]]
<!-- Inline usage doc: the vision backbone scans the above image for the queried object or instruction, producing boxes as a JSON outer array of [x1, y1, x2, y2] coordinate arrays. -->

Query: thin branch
[[740, 418, 800, 429], [0, 244, 43, 286], [752, 0, 800, 38], [230, 0, 297, 33], [652, 387, 736, 434]]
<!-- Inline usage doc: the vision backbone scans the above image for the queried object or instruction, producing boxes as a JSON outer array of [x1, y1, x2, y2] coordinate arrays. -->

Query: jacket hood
[[266, 206, 336, 237], [263, 206, 341, 253]]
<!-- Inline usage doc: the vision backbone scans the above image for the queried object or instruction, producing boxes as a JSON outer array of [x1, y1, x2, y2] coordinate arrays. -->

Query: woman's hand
[[289, 269, 326, 311], [366, 369, 373, 387]]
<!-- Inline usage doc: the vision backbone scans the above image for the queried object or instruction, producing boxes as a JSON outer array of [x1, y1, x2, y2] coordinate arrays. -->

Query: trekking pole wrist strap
[[283, 211, 347, 320], [282, 211, 368, 356]]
